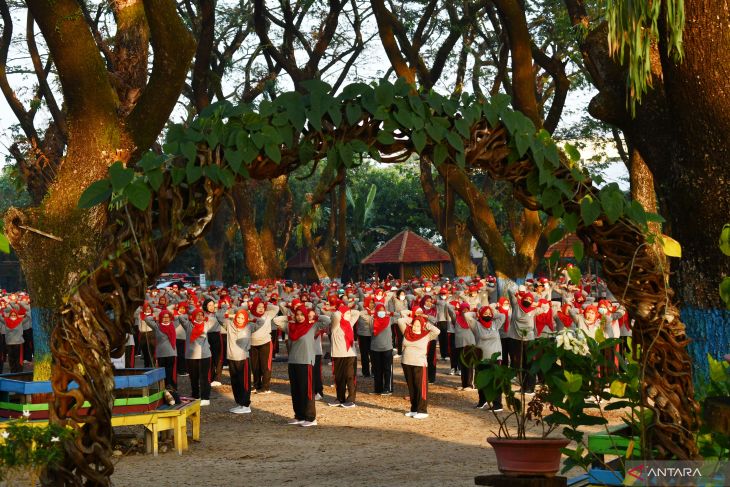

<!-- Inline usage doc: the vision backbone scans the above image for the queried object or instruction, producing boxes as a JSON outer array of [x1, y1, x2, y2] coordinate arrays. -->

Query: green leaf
[[375, 81, 394, 106], [659, 234, 682, 258], [567, 266, 582, 285], [337, 142, 354, 168], [171, 167, 186, 185], [0, 233, 8, 253], [542, 187, 562, 209], [609, 380, 627, 397], [564, 143, 581, 161], [573, 240, 584, 262], [424, 122, 446, 143], [445, 131, 464, 153], [599, 184, 625, 224], [563, 370, 583, 393], [454, 118, 470, 138], [219, 168, 235, 188], [264, 143, 282, 164], [180, 141, 198, 164], [515, 132, 531, 157], [433, 143, 448, 165], [78, 180, 112, 208], [719, 224, 730, 256], [376, 131, 395, 145], [109, 161, 133, 191], [580, 195, 601, 226], [548, 227, 565, 245], [346, 103, 361, 125], [563, 212, 579, 233], [226, 149, 244, 173], [412, 129, 427, 153], [146, 169, 163, 191], [720, 277, 730, 309], [125, 180, 152, 210], [186, 163, 202, 183]]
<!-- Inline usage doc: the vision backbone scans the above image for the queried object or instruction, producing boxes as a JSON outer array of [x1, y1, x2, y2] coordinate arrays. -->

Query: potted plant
[[475, 327, 640, 477]]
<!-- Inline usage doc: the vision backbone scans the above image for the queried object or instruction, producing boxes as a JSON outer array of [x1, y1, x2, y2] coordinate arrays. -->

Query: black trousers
[[156, 355, 177, 391], [448, 333, 460, 370], [187, 357, 211, 400], [314, 354, 324, 395], [22, 328, 33, 362], [7, 344, 22, 373], [229, 359, 252, 407], [125, 345, 135, 368], [358, 335, 372, 376], [500, 337, 512, 368], [402, 364, 428, 413], [207, 331, 223, 382], [455, 346, 475, 387], [271, 329, 280, 356], [333, 356, 357, 403], [221, 334, 229, 367], [176, 339, 187, 374], [508, 339, 535, 392], [250, 342, 272, 392], [427, 340, 437, 383], [140, 331, 156, 368], [437, 321, 449, 359], [371, 349, 393, 393], [392, 324, 403, 354], [0, 334, 6, 371], [289, 363, 316, 421]]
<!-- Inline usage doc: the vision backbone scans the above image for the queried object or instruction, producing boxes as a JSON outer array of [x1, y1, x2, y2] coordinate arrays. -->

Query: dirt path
[[111, 356, 613, 487]]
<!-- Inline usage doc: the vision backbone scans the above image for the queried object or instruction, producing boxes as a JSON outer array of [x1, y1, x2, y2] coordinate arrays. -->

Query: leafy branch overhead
[[79, 78, 663, 245]]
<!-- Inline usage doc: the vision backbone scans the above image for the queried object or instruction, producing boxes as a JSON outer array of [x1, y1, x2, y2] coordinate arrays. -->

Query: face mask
[[521, 300, 531, 308], [377, 311, 386, 318], [425, 287, 432, 292], [424, 304, 432, 309], [598, 307, 607, 315], [481, 315, 492, 322], [399, 295, 406, 301], [502, 304, 510, 311]]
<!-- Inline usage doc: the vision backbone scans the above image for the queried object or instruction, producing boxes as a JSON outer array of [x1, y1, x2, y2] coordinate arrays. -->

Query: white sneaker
[[412, 413, 429, 419], [315, 393, 323, 401], [300, 420, 317, 427], [456, 386, 465, 391], [200, 399, 210, 406], [404, 412, 416, 417], [328, 402, 342, 407], [393, 354, 400, 359], [341, 402, 356, 408], [231, 406, 251, 414], [449, 369, 456, 376], [223, 365, 229, 370], [287, 419, 304, 425], [210, 381, 222, 387], [260, 390, 272, 394]]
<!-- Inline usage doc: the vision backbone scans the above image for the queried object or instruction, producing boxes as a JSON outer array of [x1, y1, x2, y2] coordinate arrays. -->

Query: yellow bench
[[0, 399, 201, 456]]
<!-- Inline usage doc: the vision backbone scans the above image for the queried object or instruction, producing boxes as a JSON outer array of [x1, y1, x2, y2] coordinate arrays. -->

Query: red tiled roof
[[545, 233, 581, 258], [361, 230, 451, 265], [287, 248, 314, 269]]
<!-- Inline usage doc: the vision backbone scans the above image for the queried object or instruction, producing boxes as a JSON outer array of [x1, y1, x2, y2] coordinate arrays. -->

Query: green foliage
[[0, 418, 75, 482], [606, 0, 685, 114], [695, 355, 730, 460]]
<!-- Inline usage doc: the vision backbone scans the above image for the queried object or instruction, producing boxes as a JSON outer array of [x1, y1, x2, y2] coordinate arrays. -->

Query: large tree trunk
[[232, 176, 292, 280], [419, 158, 476, 276], [195, 200, 232, 282]]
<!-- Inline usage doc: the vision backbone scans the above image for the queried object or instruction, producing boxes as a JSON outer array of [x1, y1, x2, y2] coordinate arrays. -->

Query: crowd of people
[[0, 269, 632, 428]]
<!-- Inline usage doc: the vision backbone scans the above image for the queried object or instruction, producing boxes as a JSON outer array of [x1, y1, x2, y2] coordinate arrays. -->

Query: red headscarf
[[455, 302, 470, 329], [249, 297, 264, 318], [497, 297, 510, 333], [174, 301, 189, 317], [140, 302, 154, 321], [556, 303, 573, 329], [288, 305, 315, 342], [535, 299, 554, 336], [477, 306, 494, 328], [337, 304, 355, 351], [583, 305, 598, 325], [373, 303, 390, 336], [157, 310, 177, 350], [404, 317, 430, 341], [233, 309, 249, 329], [3, 310, 23, 330], [190, 308, 206, 342], [421, 296, 437, 317], [516, 292, 535, 314]]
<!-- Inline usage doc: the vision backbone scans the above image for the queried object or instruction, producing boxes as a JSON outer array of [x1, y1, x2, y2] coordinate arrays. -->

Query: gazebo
[[361, 230, 451, 280], [285, 248, 318, 283]]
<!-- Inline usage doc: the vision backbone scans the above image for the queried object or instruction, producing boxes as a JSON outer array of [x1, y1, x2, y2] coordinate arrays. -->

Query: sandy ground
[[111, 347, 620, 487]]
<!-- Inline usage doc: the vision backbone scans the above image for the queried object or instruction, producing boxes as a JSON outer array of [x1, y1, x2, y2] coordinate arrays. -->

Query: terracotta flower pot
[[487, 437, 570, 477]]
